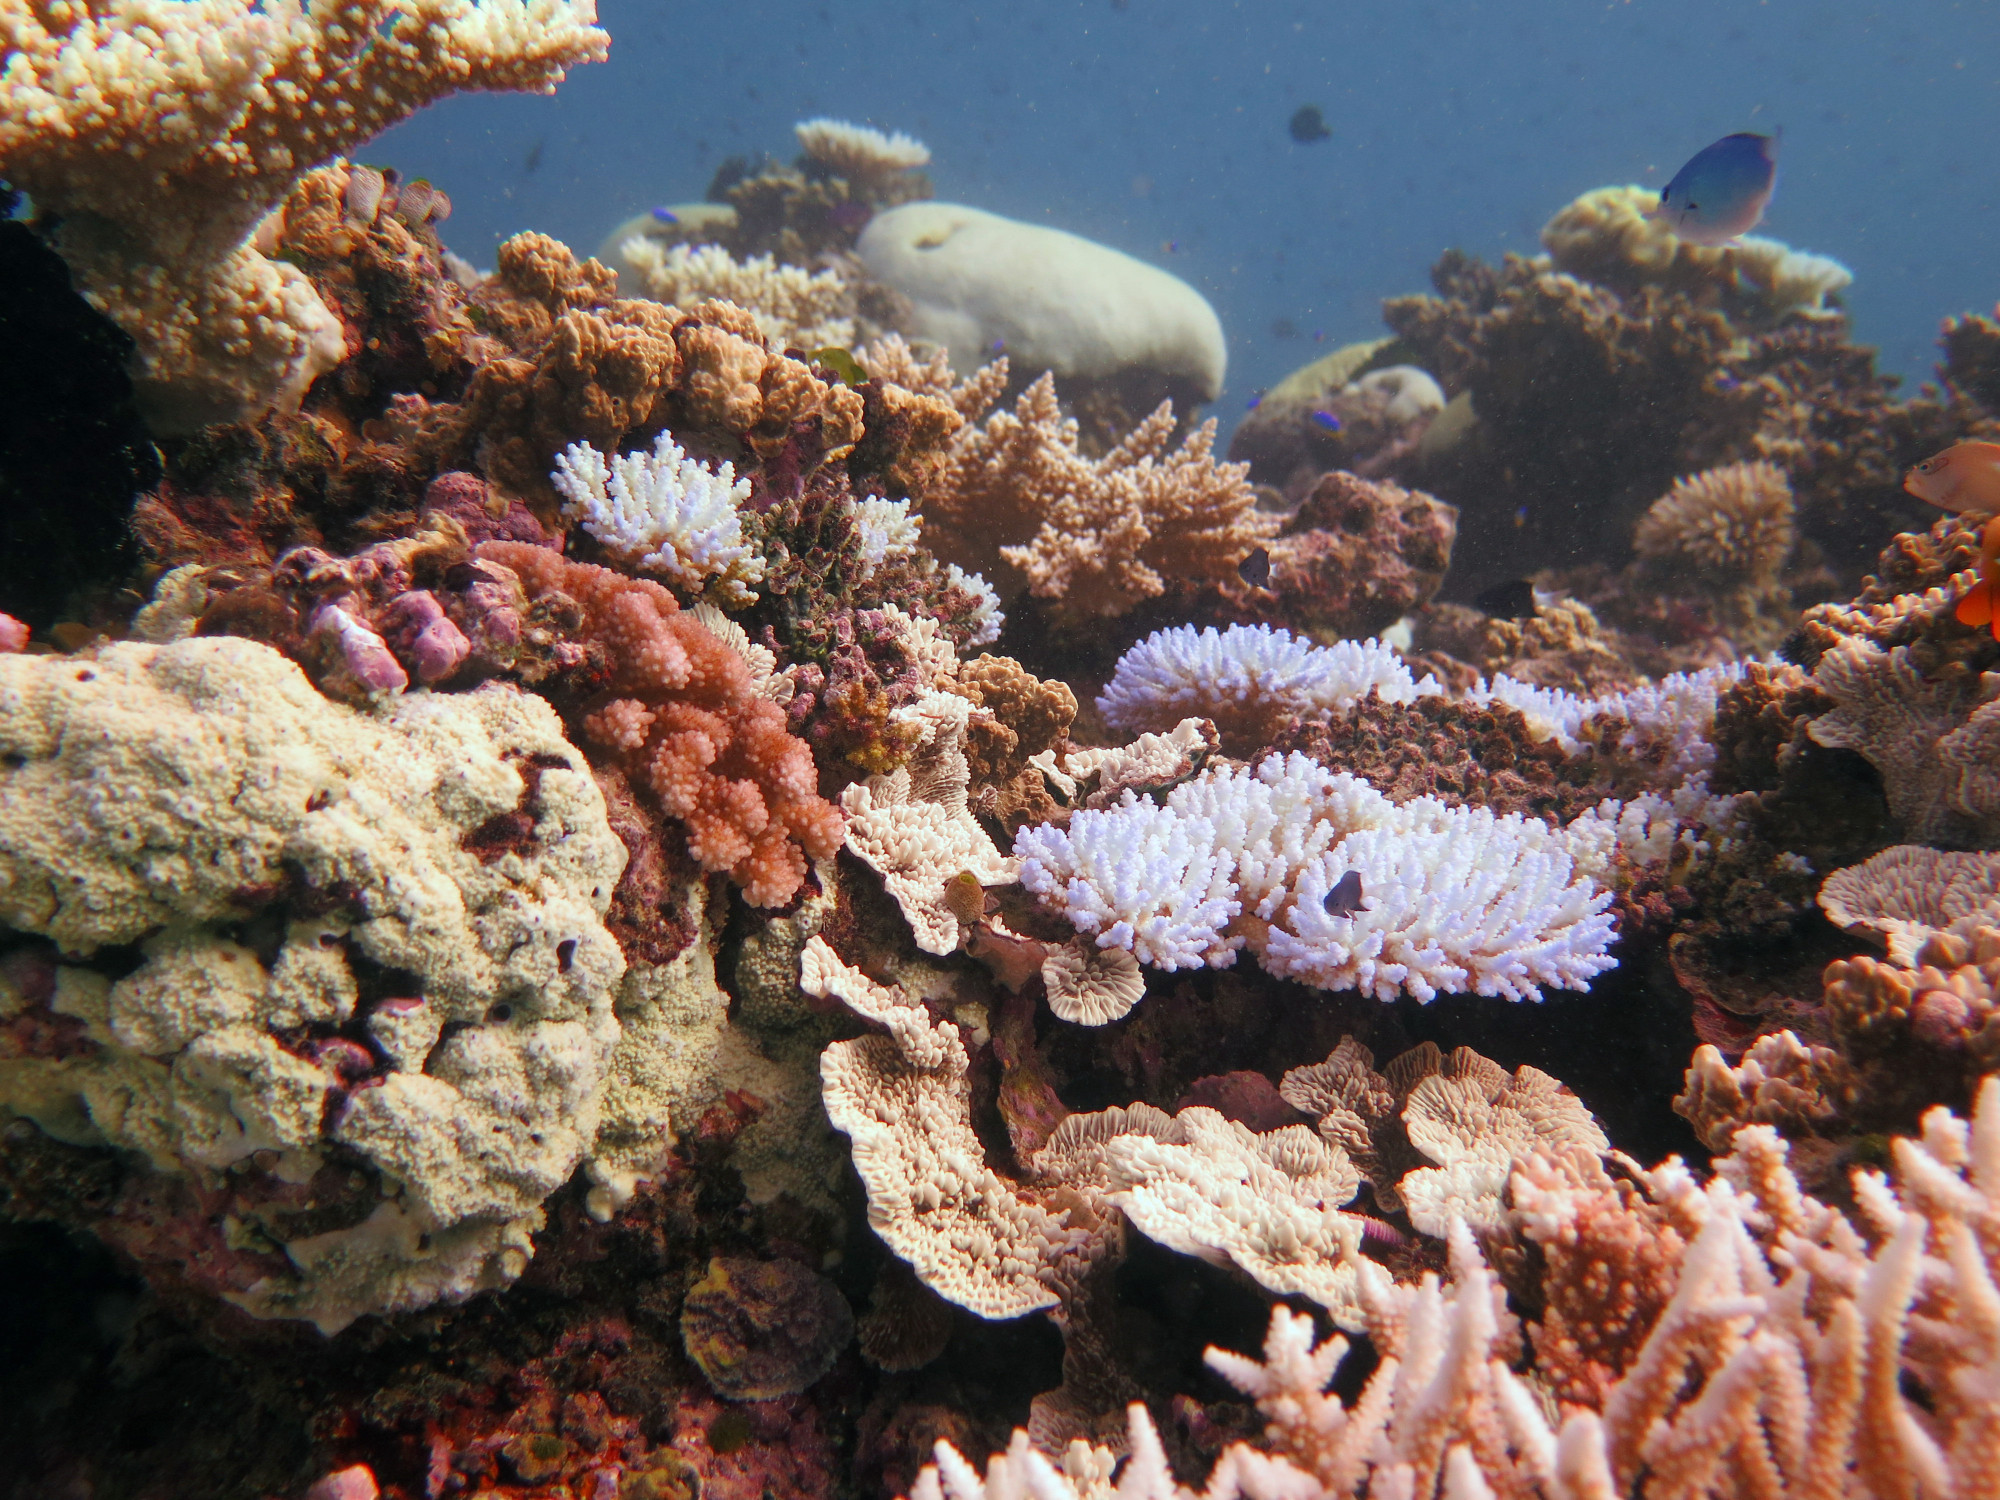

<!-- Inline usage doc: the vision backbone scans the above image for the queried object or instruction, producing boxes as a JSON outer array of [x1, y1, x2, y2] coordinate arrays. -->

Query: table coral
[[1015, 753, 1622, 1003], [0, 636, 628, 1331], [920, 1080, 2000, 1500], [0, 0, 607, 432], [480, 542, 843, 906]]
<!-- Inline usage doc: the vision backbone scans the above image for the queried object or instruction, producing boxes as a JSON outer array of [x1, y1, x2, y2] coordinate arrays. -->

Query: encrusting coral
[[0, 0, 608, 432]]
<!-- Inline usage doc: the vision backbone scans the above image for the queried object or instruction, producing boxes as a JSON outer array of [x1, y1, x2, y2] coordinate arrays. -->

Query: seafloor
[[7, 11, 2000, 1500]]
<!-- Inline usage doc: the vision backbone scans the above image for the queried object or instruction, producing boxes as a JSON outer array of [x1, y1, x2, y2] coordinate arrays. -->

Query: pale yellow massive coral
[[0, 0, 608, 430], [0, 637, 630, 1332]]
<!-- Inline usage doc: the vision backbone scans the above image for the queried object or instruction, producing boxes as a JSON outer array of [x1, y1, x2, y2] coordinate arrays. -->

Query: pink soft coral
[[481, 542, 842, 905]]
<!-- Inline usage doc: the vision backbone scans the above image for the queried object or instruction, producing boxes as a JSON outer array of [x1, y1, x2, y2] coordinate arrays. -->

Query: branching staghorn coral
[[912, 1079, 2000, 1500], [479, 542, 844, 906], [552, 432, 764, 604], [918, 373, 1276, 619], [0, 0, 607, 432]]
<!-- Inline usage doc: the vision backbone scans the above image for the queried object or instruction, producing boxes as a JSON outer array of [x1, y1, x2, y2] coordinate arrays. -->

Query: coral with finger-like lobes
[[480, 542, 844, 906]]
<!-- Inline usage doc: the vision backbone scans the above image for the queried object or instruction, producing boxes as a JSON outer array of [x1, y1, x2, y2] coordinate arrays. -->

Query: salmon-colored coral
[[481, 542, 843, 905]]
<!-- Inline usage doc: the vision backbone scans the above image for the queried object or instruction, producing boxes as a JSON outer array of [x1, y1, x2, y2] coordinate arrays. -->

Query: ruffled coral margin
[[914, 1078, 2000, 1500]]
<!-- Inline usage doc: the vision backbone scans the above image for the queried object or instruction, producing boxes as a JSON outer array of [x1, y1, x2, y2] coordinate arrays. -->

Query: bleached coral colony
[[5, 3, 2000, 1497]]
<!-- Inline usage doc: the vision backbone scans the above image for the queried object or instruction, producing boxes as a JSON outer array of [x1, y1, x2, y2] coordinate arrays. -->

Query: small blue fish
[[1310, 411, 1342, 432], [650, 205, 679, 223], [1648, 132, 1778, 246], [1245, 390, 1264, 411]]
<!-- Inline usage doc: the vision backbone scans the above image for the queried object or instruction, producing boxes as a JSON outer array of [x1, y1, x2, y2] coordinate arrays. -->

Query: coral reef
[[17, 65, 2000, 1500]]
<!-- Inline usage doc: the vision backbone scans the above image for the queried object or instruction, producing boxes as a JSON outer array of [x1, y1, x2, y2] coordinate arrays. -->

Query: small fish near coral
[[1322, 869, 1364, 917], [1647, 130, 1778, 245], [1288, 104, 1332, 143], [1906, 439, 2000, 636], [1237, 545, 1272, 589]]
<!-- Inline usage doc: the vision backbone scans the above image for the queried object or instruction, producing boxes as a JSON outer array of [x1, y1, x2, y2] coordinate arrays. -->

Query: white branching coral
[[1097, 624, 1440, 749], [851, 496, 924, 579], [1477, 661, 1745, 775], [794, 117, 932, 179], [618, 239, 856, 350], [0, 0, 607, 431], [1015, 755, 1620, 1004], [552, 433, 764, 605], [944, 564, 1005, 648], [1014, 792, 1240, 972]]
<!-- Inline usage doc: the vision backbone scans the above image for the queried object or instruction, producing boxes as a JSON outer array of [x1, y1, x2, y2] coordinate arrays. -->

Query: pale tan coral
[[482, 543, 844, 906], [0, 0, 606, 431], [922, 373, 1276, 618], [1819, 844, 2000, 964], [1039, 940, 1146, 1026], [1068, 718, 1217, 810], [806, 936, 1084, 1319], [1396, 1051, 1608, 1236], [0, 637, 627, 1331], [1807, 641, 2000, 844], [1542, 184, 1852, 320], [917, 1080, 2000, 1500], [1674, 1032, 1857, 1152], [1820, 926, 2000, 1066], [859, 334, 1010, 423], [1098, 1107, 1367, 1327], [840, 691, 1020, 954], [1634, 461, 1796, 585], [619, 239, 856, 350], [794, 117, 932, 180]]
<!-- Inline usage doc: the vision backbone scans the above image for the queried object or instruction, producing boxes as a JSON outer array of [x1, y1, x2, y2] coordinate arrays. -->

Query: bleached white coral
[[552, 433, 764, 604], [618, 238, 855, 350], [851, 495, 923, 579], [1476, 661, 1744, 776], [1014, 754, 1621, 1004], [1015, 792, 1239, 971], [944, 563, 1005, 648], [1098, 623, 1440, 742]]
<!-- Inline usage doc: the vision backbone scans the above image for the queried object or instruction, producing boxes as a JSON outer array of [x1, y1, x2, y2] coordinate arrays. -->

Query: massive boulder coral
[[0, 636, 628, 1330], [0, 0, 608, 432]]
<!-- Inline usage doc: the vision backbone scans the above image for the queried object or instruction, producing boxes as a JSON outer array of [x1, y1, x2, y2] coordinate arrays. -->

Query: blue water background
[[376, 0, 2000, 434]]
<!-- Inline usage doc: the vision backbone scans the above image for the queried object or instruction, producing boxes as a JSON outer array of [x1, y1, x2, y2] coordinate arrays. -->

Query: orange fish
[[1905, 441, 2000, 637]]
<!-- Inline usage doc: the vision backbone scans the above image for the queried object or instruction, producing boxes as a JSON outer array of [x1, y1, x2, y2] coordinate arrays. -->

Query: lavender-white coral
[[553, 433, 764, 605], [0, 0, 608, 431], [1014, 754, 1620, 1005], [1098, 623, 1440, 752]]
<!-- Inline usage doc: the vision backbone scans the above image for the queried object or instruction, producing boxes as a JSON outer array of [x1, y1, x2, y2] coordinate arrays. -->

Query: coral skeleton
[[619, 240, 857, 350]]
